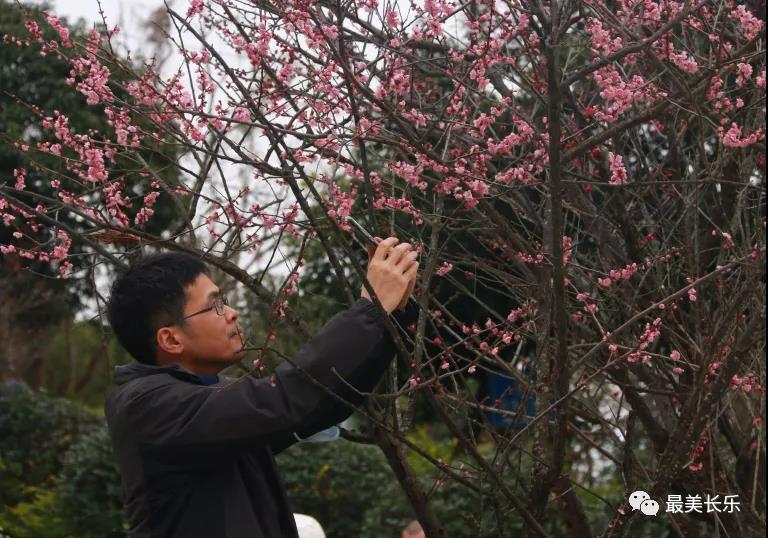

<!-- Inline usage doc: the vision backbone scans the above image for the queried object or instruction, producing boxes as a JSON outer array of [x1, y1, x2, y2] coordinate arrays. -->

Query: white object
[[628, 490, 650, 510], [294, 513, 326, 538], [640, 499, 660, 516], [294, 426, 341, 443]]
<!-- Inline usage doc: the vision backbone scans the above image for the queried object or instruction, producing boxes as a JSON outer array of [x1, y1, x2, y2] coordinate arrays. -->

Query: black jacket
[[105, 298, 415, 538]]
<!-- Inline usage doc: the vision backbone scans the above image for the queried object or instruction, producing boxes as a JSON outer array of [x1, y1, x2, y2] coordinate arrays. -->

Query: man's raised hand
[[361, 237, 419, 314]]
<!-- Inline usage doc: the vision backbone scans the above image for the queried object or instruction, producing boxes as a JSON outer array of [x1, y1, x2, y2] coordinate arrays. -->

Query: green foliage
[[38, 319, 132, 407], [0, 384, 100, 508], [0, 484, 78, 538], [405, 424, 459, 474], [278, 432, 504, 537], [278, 440, 394, 537], [357, 471, 500, 538], [57, 426, 125, 537], [0, 384, 125, 538]]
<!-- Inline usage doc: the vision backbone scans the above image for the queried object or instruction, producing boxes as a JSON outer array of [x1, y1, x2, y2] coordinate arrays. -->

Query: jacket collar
[[113, 362, 207, 386]]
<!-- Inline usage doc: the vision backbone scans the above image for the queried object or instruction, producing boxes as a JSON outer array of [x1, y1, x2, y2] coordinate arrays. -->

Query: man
[[105, 237, 419, 537]]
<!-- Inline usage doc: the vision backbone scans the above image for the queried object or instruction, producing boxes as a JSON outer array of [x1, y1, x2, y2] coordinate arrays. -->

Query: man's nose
[[225, 304, 239, 321]]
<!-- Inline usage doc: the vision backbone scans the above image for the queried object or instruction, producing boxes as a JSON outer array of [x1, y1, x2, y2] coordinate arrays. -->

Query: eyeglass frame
[[160, 294, 230, 328]]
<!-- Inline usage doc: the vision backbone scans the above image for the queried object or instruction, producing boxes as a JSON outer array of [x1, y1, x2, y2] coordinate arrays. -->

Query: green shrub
[[57, 426, 125, 537], [278, 434, 496, 537], [0, 384, 100, 508], [0, 384, 125, 538], [0, 484, 78, 538], [278, 440, 397, 537]]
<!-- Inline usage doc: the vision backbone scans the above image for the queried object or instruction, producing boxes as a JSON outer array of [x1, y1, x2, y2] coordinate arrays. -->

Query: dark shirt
[[105, 298, 415, 538]]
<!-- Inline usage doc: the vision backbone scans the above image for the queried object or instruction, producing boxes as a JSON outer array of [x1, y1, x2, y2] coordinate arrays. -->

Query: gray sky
[[50, 0, 162, 27], [46, 0, 166, 54]]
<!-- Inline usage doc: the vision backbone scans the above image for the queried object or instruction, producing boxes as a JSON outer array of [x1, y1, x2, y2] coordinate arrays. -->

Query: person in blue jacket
[[104, 237, 418, 537]]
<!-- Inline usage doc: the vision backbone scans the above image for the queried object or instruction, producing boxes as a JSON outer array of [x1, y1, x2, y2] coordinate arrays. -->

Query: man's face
[[161, 273, 246, 368]]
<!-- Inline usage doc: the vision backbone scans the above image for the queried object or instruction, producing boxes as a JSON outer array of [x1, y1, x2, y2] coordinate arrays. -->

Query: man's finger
[[372, 236, 399, 262], [404, 261, 419, 281], [404, 268, 417, 294], [396, 263, 419, 310], [395, 249, 418, 271], [387, 242, 413, 265]]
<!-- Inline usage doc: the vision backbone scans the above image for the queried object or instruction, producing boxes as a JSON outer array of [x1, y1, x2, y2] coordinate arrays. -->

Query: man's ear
[[156, 327, 184, 356]]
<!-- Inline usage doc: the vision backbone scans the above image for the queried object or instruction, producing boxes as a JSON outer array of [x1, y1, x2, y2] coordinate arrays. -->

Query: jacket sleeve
[[121, 299, 412, 453], [270, 299, 419, 454]]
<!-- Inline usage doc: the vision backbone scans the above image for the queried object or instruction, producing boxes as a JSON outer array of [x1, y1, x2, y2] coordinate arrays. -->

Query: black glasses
[[185, 294, 230, 320], [162, 294, 230, 327]]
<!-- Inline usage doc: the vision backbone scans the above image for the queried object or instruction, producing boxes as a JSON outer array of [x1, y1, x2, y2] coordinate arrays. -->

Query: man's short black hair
[[106, 252, 209, 365]]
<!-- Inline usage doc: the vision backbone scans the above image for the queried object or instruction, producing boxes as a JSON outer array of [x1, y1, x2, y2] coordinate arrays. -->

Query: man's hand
[[360, 237, 419, 314]]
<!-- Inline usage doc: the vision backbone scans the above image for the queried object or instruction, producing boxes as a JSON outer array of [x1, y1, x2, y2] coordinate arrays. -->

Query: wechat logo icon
[[629, 490, 660, 516]]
